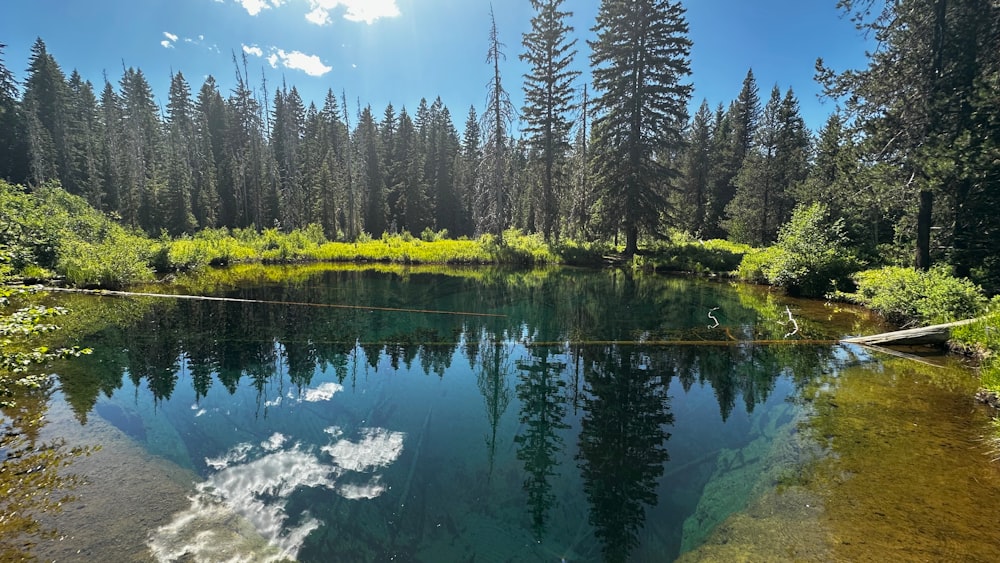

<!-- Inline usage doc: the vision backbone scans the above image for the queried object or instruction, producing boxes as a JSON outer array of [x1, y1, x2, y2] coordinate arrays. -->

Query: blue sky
[[2, 0, 871, 132]]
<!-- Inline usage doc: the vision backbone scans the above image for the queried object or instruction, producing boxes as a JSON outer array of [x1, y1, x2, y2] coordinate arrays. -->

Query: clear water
[[21, 265, 1000, 562]]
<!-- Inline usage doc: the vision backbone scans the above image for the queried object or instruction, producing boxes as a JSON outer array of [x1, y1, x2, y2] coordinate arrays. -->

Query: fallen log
[[841, 318, 978, 347]]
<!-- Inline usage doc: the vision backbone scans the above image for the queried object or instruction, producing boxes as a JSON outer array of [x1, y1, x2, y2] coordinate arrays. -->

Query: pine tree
[[193, 76, 225, 228], [0, 43, 28, 183], [676, 100, 713, 236], [520, 0, 579, 241], [820, 0, 1000, 280], [732, 69, 760, 165], [477, 7, 515, 239], [589, 0, 692, 255], [725, 86, 809, 245], [271, 84, 306, 229], [118, 66, 162, 231], [356, 105, 386, 235], [22, 38, 70, 186], [65, 71, 104, 206], [702, 103, 734, 238], [164, 71, 198, 234], [454, 105, 481, 237]]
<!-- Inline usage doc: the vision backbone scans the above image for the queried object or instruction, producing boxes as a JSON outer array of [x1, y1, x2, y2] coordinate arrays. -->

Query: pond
[[10, 265, 1000, 562]]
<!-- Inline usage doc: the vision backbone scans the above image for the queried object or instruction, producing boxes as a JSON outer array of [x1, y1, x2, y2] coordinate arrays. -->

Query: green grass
[[950, 297, 1000, 393]]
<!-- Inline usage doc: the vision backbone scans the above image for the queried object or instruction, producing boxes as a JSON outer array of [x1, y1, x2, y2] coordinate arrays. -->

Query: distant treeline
[[0, 0, 998, 287]]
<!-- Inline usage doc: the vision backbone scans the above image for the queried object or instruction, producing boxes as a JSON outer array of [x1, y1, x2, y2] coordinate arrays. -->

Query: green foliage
[[0, 252, 92, 407], [589, 0, 692, 255], [0, 180, 155, 288], [639, 234, 752, 274], [839, 266, 987, 326], [736, 203, 860, 297], [734, 246, 781, 285], [951, 298, 1000, 393]]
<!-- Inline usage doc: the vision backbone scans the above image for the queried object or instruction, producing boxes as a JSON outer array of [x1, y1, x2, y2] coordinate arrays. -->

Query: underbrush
[[836, 266, 987, 327], [638, 234, 751, 274], [951, 298, 1000, 393], [735, 203, 860, 297]]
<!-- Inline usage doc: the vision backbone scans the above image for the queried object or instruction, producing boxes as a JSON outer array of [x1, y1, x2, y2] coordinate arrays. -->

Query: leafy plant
[[838, 266, 987, 326], [736, 202, 861, 296]]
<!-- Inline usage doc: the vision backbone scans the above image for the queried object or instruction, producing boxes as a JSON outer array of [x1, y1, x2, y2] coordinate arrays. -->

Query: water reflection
[[578, 346, 673, 562], [515, 346, 568, 541], [150, 423, 406, 561], [0, 385, 88, 561], [476, 330, 513, 477], [41, 265, 888, 561]]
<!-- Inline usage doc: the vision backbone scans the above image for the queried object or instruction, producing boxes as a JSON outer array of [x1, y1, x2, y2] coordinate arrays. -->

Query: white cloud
[[236, 0, 284, 16], [238, 0, 269, 15], [242, 44, 264, 57], [164, 31, 179, 42], [306, 0, 400, 25], [160, 40, 174, 49], [272, 49, 332, 77]]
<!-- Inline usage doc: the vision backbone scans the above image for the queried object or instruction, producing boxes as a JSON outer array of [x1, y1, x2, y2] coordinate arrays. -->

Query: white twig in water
[[778, 305, 799, 338], [707, 307, 720, 329]]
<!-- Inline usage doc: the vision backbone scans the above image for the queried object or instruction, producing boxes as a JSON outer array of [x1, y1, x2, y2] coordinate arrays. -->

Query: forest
[[0, 0, 998, 294]]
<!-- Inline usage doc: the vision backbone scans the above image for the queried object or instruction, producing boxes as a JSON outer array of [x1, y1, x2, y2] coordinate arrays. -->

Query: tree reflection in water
[[515, 345, 568, 541], [475, 329, 513, 479], [577, 345, 673, 562]]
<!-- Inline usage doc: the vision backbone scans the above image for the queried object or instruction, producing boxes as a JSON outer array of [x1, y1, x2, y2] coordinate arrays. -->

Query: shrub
[[840, 266, 987, 326], [736, 203, 861, 296]]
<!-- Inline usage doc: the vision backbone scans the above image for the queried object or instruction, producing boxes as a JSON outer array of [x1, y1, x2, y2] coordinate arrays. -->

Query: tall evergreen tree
[[22, 38, 69, 186], [454, 105, 481, 237], [193, 76, 225, 228], [118, 66, 162, 231], [520, 0, 579, 241], [271, 84, 306, 229], [589, 0, 692, 255], [0, 43, 28, 183], [65, 71, 104, 206], [725, 86, 809, 245], [164, 71, 198, 234], [357, 105, 386, 235], [676, 99, 713, 235], [819, 0, 1000, 282], [477, 7, 515, 239], [731, 69, 760, 165]]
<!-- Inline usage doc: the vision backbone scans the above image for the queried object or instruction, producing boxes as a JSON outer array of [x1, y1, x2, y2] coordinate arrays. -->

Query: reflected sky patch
[[149, 425, 405, 561]]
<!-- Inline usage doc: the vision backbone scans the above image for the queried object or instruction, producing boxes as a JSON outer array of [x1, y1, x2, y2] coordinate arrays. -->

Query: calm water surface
[[19, 265, 1000, 562]]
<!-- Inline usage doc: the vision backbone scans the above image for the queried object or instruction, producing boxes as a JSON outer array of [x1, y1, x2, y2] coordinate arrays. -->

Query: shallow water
[[11, 265, 1000, 562]]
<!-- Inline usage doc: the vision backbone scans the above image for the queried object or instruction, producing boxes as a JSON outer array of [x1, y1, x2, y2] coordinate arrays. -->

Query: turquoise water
[[41, 266, 886, 561]]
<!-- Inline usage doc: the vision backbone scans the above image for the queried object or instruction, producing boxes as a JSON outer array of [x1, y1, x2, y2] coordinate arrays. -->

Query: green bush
[[840, 266, 987, 326], [736, 203, 861, 296], [640, 234, 752, 274], [735, 246, 781, 285]]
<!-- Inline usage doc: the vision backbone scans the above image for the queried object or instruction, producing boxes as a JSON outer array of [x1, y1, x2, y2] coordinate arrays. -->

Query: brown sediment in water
[[31, 399, 197, 562], [679, 354, 1000, 562]]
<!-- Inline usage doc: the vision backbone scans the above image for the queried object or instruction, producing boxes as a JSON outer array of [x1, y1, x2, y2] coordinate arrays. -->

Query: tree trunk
[[624, 225, 639, 257], [915, 190, 932, 271]]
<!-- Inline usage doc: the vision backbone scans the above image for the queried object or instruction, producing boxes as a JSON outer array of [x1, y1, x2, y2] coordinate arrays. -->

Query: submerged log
[[841, 318, 978, 347]]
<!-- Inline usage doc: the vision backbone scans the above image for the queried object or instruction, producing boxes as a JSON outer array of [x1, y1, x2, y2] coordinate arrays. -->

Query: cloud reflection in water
[[149, 417, 405, 561]]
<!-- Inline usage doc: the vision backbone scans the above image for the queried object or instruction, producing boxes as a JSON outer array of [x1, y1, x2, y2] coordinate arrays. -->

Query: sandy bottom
[[31, 399, 197, 562]]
